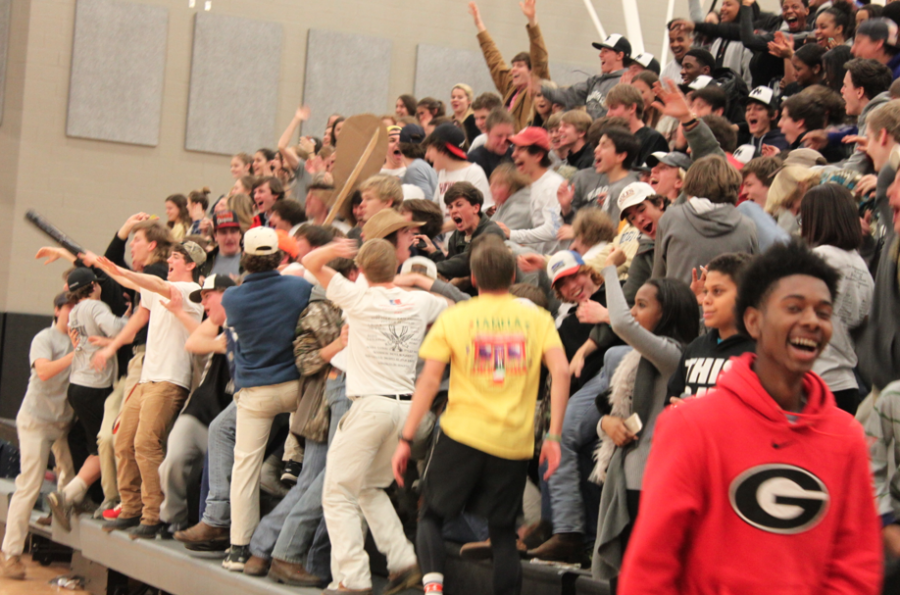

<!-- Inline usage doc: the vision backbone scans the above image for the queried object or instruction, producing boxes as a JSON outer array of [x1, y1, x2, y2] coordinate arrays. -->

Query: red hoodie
[[618, 353, 882, 595]]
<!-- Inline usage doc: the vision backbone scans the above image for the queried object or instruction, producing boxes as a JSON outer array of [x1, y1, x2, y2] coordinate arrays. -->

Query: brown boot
[[174, 521, 230, 551], [0, 554, 25, 580], [526, 532, 584, 563], [243, 555, 271, 577], [267, 558, 325, 587], [384, 564, 422, 595]]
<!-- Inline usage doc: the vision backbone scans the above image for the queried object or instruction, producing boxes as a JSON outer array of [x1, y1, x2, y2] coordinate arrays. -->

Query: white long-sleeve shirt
[[509, 169, 564, 254]]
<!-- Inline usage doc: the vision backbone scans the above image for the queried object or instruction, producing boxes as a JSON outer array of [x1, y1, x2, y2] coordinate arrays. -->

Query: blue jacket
[[222, 271, 312, 390]]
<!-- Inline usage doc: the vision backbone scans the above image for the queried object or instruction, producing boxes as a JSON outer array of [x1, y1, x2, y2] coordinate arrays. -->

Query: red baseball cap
[[510, 127, 551, 152]]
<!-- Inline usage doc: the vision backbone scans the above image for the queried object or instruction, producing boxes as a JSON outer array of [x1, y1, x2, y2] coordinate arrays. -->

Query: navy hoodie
[[667, 329, 756, 399]]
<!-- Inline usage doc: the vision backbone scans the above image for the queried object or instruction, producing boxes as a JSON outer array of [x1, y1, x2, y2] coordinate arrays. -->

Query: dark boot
[[128, 522, 164, 540], [102, 515, 141, 533], [267, 558, 326, 587]]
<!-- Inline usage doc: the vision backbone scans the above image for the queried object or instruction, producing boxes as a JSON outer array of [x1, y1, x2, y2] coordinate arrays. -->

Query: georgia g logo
[[729, 464, 830, 534]]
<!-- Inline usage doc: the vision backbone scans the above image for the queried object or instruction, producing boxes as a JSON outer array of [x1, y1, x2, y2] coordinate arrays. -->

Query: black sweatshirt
[[666, 329, 756, 399]]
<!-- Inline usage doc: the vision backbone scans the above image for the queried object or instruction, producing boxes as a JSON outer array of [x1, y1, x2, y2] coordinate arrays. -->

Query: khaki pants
[[230, 380, 300, 545], [98, 352, 144, 503], [1, 411, 74, 556], [115, 381, 187, 525]]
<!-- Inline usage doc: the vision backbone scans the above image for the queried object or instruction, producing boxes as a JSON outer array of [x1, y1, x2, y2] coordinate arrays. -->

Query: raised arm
[[603, 250, 682, 376], [278, 104, 311, 172], [95, 256, 171, 298], [524, 0, 550, 81], [738, 2, 772, 52], [473, 2, 513, 95], [301, 239, 358, 291]]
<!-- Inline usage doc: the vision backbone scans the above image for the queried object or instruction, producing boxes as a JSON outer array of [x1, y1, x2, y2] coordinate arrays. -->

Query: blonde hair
[[573, 207, 616, 247], [358, 174, 403, 208], [452, 83, 474, 103], [357, 239, 397, 283], [227, 193, 255, 232], [765, 165, 821, 216]]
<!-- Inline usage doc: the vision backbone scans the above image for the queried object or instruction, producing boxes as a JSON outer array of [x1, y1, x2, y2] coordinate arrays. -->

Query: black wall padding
[[0, 313, 54, 420]]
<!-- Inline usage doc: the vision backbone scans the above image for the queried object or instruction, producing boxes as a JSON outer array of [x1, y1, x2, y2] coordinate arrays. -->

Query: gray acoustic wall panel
[[66, 0, 168, 146], [303, 29, 391, 138], [0, 0, 10, 126], [414, 44, 496, 107], [185, 13, 282, 155]]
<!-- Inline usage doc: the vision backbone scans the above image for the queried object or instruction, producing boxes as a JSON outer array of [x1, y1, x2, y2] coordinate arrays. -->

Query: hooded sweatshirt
[[540, 70, 625, 120], [619, 353, 883, 595], [666, 330, 756, 400], [652, 198, 759, 284]]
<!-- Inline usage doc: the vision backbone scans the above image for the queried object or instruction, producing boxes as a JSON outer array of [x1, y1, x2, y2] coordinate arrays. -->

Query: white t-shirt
[[380, 165, 408, 178], [326, 274, 447, 397], [140, 281, 204, 389], [434, 163, 493, 217], [508, 168, 564, 255]]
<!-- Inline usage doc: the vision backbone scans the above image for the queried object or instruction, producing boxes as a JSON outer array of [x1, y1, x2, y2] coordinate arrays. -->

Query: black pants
[[67, 384, 112, 456], [418, 432, 529, 595]]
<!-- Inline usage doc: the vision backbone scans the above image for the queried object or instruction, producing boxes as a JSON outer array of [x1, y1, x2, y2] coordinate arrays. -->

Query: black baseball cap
[[53, 292, 72, 309], [592, 34, 632, 61], [631, 52, 661, 75], [399, 124, 425, 144], [67, 268, 96, 292], [189, 274, 237, 303], [429, 123, 467, 159]]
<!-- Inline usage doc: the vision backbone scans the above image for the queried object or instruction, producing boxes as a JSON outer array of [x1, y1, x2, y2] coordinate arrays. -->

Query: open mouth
[[788, 336, 821, 360], [642, 221, 654, 234], [452, 216, 464, 229], [747, 117, 759, 128], [649, 177, 659, 187]]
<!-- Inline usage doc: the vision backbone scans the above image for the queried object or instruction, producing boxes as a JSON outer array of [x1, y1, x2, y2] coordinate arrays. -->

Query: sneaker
[[93, 499, 120, 520], [102, 515, 141, 533], [280, 460, 302, 485], [222, 545, 251, 571], [383, 564, 422, 595], [0, 554, 25, 580], [47, 491, 74, 533], [102, 503, 122, 520], [128, 522, 165, 540]]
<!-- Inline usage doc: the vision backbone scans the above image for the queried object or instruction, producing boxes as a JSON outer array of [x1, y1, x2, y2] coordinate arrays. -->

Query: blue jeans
[[547, 346, 630, 534], [250, 372, 350, 573], [201, 401, 236, 528]]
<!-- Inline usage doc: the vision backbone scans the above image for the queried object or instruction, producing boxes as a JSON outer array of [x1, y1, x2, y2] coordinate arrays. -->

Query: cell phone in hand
[[624, 412, 642, 435]]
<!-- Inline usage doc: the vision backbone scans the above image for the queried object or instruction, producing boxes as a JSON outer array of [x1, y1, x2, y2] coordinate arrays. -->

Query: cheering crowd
[[3, 0, 900, 592]]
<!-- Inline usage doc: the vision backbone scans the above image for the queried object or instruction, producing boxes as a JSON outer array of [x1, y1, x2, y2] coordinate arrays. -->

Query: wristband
[[544, 433, 561, 443], [682, 117, 698, 130], [399, 434, 414, 446]]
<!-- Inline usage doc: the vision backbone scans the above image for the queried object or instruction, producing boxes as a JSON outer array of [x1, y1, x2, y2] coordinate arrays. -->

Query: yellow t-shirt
[[418, 293, 563, 460]]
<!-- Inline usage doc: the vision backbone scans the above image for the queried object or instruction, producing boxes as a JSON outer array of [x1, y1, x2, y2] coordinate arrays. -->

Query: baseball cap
[[509, 126, 551, 152], [214, 210, 242, 231], [53, 292, 72, 308], [732, 145, 756, 165], [591, 34, 632, 61], [181, 241, 207, 266], [547, 251, 585, 287], [688, 75, 715, 91], [430, 123, 467, 159], [617, 182, 657, 220], [631, 52, 661, 75], [189, 274, 237, 303], [67, 267, 96, 292], [362, 209, 423, 241], [400, 255, 438, 280], [747, 86, 776, 109], [857, 18, 900, 48], [243, 226, 280, 256], [783, 148, 826, 168], [399, 123, 426, 144], [645, 151, 692, 170], [275, 229, 300, 260]]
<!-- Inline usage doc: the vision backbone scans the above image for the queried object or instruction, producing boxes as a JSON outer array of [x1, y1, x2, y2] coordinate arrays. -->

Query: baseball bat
[[25, 210, 87, 256]]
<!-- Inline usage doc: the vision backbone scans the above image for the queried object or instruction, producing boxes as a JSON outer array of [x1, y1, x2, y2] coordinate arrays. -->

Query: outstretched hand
[[468, 2, 485, 31], [519, 0, 536, 24], [651, 79, 693, 122]]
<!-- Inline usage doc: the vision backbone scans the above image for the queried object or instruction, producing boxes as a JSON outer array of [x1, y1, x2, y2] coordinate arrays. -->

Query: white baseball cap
[[547, 251, 585, 286], [400, 255, 438, 280], [617, 182, 657, 220], [243, 226, 279, 256]]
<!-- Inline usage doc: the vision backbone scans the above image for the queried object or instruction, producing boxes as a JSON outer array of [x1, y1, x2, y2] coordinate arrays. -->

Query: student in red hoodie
[[618, 241, 883, 595]]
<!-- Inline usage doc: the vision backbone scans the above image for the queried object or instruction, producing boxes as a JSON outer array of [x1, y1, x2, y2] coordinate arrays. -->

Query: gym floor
[[0, 555, 71, 595]]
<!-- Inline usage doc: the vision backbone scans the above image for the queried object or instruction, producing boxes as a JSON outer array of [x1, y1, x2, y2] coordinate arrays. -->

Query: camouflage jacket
[[291, 297, 343, 442]]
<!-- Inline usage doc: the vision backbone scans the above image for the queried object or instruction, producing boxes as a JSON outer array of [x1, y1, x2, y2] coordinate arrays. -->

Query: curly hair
[[735, 240, 839, 335]]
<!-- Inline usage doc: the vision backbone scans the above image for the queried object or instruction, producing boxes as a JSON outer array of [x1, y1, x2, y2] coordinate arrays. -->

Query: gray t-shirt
[[22, 327, 74, 424], [210, 252, 241, 278], [570, 170, 639, 222], [68, 299, 128, 389]]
